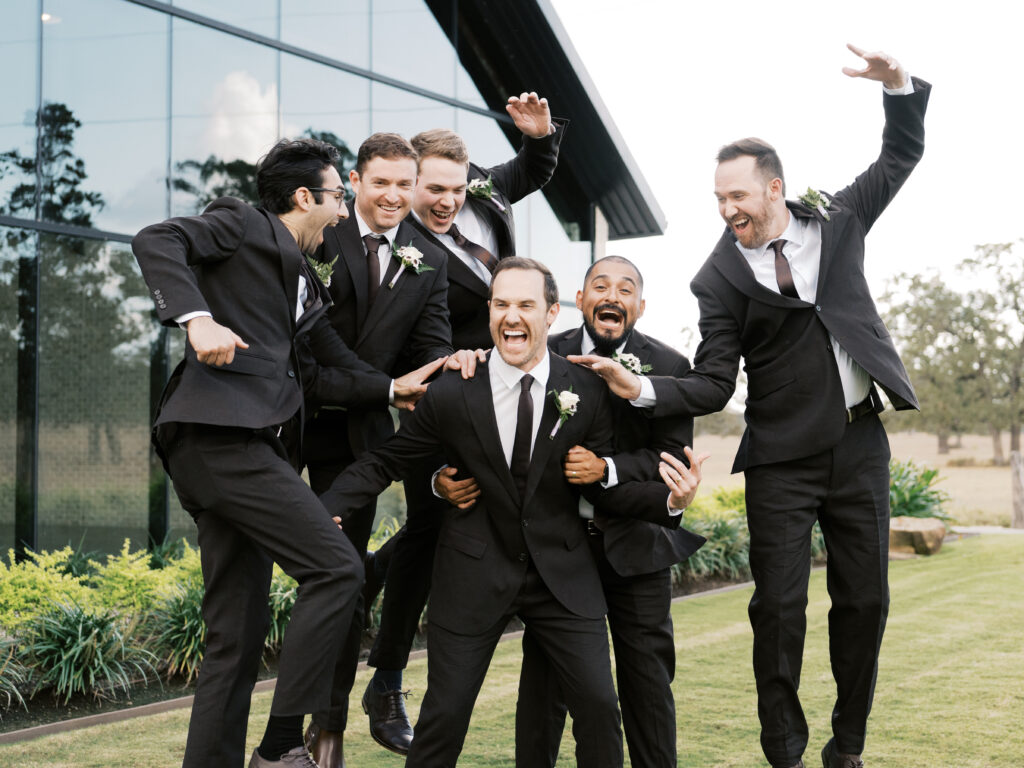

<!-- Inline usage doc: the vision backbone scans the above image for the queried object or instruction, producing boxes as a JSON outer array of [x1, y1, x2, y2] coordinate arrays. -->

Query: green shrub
[[22, 602, 158, 704], [0, 549, 95, 630], [60, 535, 102, 579], [0, 640, 28, 717], [889, 459, 953, 523], [148, 535, 188, 570], [265, 567, 297, 654], [677, 513, 750, 583], [90, 539, 167, 615], [145, 576, 206, 683]]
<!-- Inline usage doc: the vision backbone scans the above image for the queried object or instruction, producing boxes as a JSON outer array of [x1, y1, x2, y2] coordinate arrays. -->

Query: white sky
[[549, 0, 1024, 356]]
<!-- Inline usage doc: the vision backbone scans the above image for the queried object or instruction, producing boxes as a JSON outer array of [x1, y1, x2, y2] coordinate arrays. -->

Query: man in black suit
[[133, 138, 381, 768], [300, 132, 454, 768], [356, 93, 566, 753], [508, 255, 703, 768], [574, 47, 930, 768], [320, 257, 703, 768]]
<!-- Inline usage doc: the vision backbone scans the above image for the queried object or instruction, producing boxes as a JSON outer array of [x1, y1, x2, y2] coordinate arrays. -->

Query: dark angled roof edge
[[533, 0, 666, 234]]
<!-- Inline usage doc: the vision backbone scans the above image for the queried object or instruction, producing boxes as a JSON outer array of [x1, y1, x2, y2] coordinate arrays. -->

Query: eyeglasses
[[305, 186, 347, 205]]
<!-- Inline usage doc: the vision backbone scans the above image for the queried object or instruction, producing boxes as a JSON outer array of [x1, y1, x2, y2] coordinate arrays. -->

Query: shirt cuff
[[630, 376, 657, 409], [388, 379, 395, 405], [175, 310, 212, 329], [883, 74, 914, 96], [599, 458, 618, 489], [430, 465, 449, 499], [666, 495, 686, 517]]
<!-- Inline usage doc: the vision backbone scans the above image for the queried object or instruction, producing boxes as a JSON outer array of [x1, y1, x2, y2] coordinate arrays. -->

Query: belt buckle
[[586, 519, 603, 536], [846, 407, 854, 423]]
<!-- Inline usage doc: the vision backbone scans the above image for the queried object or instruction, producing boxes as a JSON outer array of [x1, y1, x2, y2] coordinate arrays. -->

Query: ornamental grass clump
[[0, 639, 28, 717], [145, 576, 206, 684], [889, 458, 953, 524], [265, 567, 298, 655], [22, 602, 158, 704]]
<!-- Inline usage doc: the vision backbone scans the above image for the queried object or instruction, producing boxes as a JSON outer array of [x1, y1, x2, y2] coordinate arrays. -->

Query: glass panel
[[281, 0, 370, 69], [0, 5, 38, 215], [280, 54, 371, 190], [171, 0, 278, 39], [370, 81, 454, 139], [39, 0, 169, 235], [0, 227, 31, 552], [36, 234, 152, 552], [171, 18, 278, 215], [455, 66, 488, 110], [371, 0, 454, 97]]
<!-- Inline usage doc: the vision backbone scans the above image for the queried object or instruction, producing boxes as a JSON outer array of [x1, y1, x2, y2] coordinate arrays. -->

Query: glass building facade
[[1, 0, 593, 555]]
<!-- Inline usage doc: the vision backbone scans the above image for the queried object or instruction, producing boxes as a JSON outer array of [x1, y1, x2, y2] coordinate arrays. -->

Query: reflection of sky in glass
[[42, 0, 168, 233], [171, 0, 278, 38], [282, 0, 370, 68], [0, 6, 39, 210], [171, 19, 277, 215], [371, 81, 454, 137], [371, 0, 454, 97]]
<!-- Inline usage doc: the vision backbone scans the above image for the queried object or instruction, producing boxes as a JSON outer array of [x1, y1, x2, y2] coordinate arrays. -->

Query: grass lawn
[[1, 535, 1021, 767]]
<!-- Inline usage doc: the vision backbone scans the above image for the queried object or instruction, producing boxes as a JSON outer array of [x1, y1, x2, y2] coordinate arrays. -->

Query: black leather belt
[[846, 395, 876, 423]]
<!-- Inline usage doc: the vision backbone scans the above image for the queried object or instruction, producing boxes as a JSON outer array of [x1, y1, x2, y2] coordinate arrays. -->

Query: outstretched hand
[[567, 354, 643, 402], [393, 355, 448, 411], [445, 348, 488, 379], [842, 43, 907, 90], [506, 92, 552, 139]]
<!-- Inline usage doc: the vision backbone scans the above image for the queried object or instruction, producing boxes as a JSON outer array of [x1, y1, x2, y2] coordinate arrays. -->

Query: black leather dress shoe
[[361, 680, 414, 755], [822, 739, 864, 768], [362, 551, 384, 625], [303, 722, 345, 768]]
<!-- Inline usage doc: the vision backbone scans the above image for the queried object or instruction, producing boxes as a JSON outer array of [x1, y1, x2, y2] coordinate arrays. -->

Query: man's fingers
[[846, 42, 866, 58], [233, 332, 249, 350], [421, 355, 448, 378]]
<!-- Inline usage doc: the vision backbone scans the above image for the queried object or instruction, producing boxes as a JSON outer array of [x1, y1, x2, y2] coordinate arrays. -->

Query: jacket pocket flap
[[439, 528, 487, 559], [221, 351, 276, 378], [747, 366, 795, 399]]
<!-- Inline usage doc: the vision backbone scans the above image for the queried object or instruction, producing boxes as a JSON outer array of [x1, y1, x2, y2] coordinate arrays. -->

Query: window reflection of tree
[[172, 129, 356, 212], [0, 102, 147, 466]]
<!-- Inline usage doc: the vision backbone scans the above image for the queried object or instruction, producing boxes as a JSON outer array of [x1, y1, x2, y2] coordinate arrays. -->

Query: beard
[[583, 304, 635, 356]]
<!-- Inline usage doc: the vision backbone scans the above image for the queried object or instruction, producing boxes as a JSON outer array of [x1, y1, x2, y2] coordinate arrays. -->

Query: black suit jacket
[[320, 352, 680, 634], [550, 328, 704, 576], [132, 197, 388, 438], [649, 79, 931, 473], [303, 202, 453, 460], [411, 121, 566, 350]]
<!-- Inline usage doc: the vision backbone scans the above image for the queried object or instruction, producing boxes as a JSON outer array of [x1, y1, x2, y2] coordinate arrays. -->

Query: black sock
[[257, 714, 304, 760]]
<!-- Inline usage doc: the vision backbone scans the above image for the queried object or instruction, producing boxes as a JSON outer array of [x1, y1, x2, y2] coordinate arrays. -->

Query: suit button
[[521, 519, 530, 527], [517, 552, 528, 562], [287, 370, 295, 378], [815, 305, 822, 311]]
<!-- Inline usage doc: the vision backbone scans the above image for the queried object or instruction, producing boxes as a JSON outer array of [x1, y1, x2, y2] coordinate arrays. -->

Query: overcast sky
[[548, 0, 1024, 355]]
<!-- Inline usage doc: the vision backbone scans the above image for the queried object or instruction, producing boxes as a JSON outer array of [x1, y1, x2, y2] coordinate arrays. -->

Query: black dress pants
[[515, 536, 677, 767], [163, 422, 362, 768], [744, 413, 891, 768], [406, 565, 623, 768]]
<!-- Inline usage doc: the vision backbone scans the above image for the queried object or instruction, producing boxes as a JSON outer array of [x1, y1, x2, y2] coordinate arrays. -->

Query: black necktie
[[510, 374, 534, 500], [448, 223, 498, 273], [363, 234, 387, 303], [771, 239, 799, 299]]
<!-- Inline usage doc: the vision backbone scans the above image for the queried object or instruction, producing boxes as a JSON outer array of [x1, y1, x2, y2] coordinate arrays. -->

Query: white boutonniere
[[548, 387, 579, 440], [306, 254, 337, 288], [612, 351, 652, 374], [467, 176, 495, 200], [798, 187, 832, 222], [388, 243, 435, 289]]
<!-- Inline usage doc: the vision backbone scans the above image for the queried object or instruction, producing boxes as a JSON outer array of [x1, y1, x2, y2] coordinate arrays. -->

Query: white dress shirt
[[413, 203, 497, 286]]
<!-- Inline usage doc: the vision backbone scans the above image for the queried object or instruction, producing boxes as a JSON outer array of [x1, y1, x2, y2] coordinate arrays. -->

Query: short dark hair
[[411, 129, 470, 168], [256, 138, 340, 214], [355, 133, 418, 176], [716, 137, 786, 195], [583, 255, 644, 292], [490, 257, 559, 308]]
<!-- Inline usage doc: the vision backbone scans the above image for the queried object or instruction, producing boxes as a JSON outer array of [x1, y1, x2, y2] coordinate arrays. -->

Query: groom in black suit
[[509, 255, 704, 768], [320, 257, 703, 767], [133, 138, 380, 768], [573, 47, 930, 768]]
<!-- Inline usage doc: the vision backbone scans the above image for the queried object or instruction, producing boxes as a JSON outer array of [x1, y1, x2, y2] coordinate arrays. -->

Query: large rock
[[889, 516, 946, 555]]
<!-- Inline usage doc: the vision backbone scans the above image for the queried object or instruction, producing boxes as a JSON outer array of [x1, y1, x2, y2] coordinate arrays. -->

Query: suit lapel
[[333, 205, 372, 327], [522, 355, 570, 506], [265, 210, 302, 332], [464, 356, 520, 502], [409, 217, 490, 299], [710, 229, 807, 309]]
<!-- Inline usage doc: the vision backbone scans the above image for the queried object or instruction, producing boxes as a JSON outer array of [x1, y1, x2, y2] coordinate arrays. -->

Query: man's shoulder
[[630, 330, 690, 373]]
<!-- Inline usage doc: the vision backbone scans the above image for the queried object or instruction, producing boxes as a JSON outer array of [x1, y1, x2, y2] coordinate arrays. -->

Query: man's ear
[[575, 289, 584, 311], [768, 177, 783, 201], [546, 301, 560, 327]]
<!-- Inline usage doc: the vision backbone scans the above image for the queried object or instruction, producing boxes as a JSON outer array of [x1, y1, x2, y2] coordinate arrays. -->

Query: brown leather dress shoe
[[361, 680, 414, 755], [822, 739, 864, 768], [248, 745, 320, 767], [303, 722, 346, 768]]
